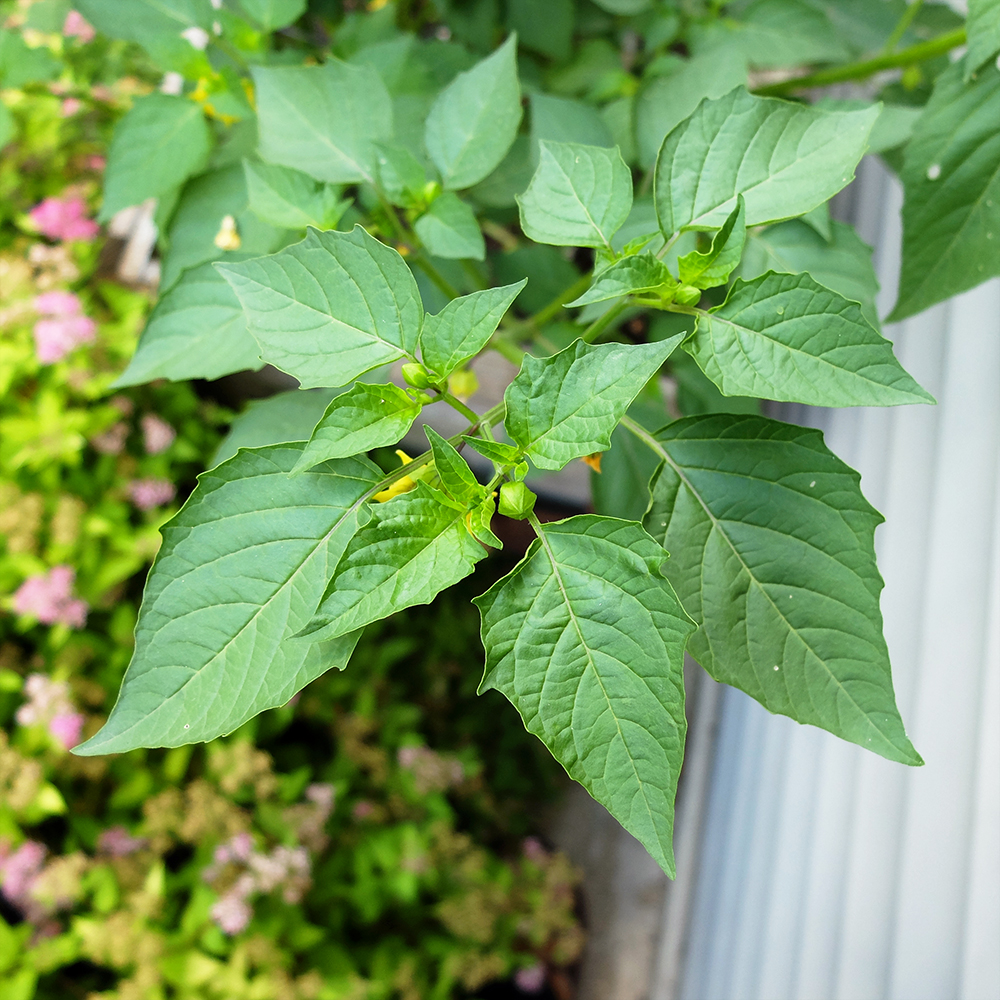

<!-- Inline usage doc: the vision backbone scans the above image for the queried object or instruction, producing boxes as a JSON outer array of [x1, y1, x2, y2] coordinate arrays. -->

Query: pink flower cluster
[[29, 196, 99, 242], [62, 10, 95, 42], [0, 841, 46, 913], [141, 414, 176, 454], [15, 673, 86, 750], [12, 567, 88, 630], [97, 826, 147, 857], [203, 832, 312, 935], [128, 477, 176, 511], [33, 290, 96, 364]]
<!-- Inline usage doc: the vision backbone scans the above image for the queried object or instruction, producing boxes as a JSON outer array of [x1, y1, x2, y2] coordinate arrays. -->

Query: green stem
[[491, 334, 527, 365], [883, 0, 925, 53], [414, 252, 462, 300], [753, 27, 966, 96], [581, 299, 630, 343], [530, 272, 592, 328], [440, 390, 479, 424]]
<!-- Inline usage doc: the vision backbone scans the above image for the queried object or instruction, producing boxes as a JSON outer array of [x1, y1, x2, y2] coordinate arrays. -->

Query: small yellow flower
[[581, 452, 602, 473], [374, 450, 418, 502], [213, 215, 241, 250]]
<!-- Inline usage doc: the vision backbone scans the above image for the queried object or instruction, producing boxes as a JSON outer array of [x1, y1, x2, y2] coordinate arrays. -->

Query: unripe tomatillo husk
[[498, 481, 536, 520]]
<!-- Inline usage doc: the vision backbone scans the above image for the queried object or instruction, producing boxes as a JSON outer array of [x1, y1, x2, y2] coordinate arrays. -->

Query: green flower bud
[[498, 481, 537, 520], [401, 362, 433, 389], [675, 284, 702, 306]]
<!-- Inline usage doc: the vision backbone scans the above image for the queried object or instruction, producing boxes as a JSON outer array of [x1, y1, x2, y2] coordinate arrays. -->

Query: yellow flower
[[373, 450, 418, 502]]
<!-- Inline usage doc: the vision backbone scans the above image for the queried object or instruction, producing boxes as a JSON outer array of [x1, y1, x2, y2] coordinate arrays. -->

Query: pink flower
[[97, 827, 147, 857], [49, 712, 85, 749], [352, 800, 376, 821], [63, 10, 95, 42], [91, 422, 128, 455], [12, 568, 89, 628], [33, 314, 96, 363], [29, 197, 100, 242], [0, 842, 46, 905], [128, 478, 176, 511], [141, 414, 176, 455], [87, 155, 106, 171], [522, 837, 548, 863], [210, 890, 252, 935], [35, 290, 83, 316], [514, 965, 546, 994], [60, 98, 82, 117]]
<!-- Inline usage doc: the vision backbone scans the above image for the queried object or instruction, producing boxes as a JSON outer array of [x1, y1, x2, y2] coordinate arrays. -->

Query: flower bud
[[675, 284, 701, 306], [499, 481, 536, 520], [401, 362, 433, 389]]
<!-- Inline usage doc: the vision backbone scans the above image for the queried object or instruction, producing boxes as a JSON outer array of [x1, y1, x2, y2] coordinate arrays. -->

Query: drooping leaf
[[965, 0, 1000, 79], [424, 426, 484, 503], [413, 192, 486, 260], [567, 254, 674, 307], [300, 482, 488, 641], [238, 0, 305, 31], [424, 34, 522, 190], [243, 160, 350, 231], [113, 263, 260, 387], [292, 383, 421, 472], [889, 61, 1000, 320], [689, 272, 933, 407], [475, 515, 696, 875], [252, 60, 393, 185], [216, 226, 423, 389], [518, 140, 633, 248], [677, 195, 746, 290], [73, 446, 380, 755], [741, 218, 881, 328], [640, 413, 922, 766], [504, 337, 683, 470], [100, 94, 212, 221], [654, 88, 879, 235], [420, 281, 525, 377]]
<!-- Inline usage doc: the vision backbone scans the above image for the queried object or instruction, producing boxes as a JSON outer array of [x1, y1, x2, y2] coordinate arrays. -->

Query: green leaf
[[462, 436, 522, 466], [518, 141, 633, 249], [507, 0, 573, 61], [113, 263, 260, 387], [654, 89, 879, 235], [76, 0, 211, 42], [292, 383, 421, 473], [425, 34, 523, 190], [300, 482, 489, 641], [420, 281, 525, 377], [475, 515, 696, 875], [73, 446, 379, 754], [677, 195, 746, 290], [467, 493, 503, 549], [252, 60, 393, 185], [243, 160, 349, 231], [505, 337, 683, 471], [424, 426, 483, 503], [100, 94, 211, 221], [0, 28, 59, 87], [889, 62, 1000, 321], [966, 0, 1000, 79], [0, 101, 14, 149], [530, 92, 615, 157], [641, 414, 922, 766], [238, 0, 305, 31], [413, 192, 485, 260], [374, 142, 428, 205], [736, 0, 850, 68], [216, 226, 423, 389], [568, 254, 674, 307], [690, 272, 932, 407], [742, 218, 881, 329]]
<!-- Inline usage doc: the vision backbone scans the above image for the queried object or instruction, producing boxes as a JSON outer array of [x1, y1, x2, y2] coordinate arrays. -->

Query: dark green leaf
[[413, 192, 485, 260], [475, 515, 696, 875], [507, 0, 573, 60], [966, 0, 1000, 79]]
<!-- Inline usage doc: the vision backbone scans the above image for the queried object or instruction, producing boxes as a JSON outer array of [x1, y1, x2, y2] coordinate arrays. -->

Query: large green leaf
[[654, 89, 879, 235], [640, 414, 922, 765], [965, 0, 1000, 79], [567, 254, 674, 307], [518, 140, 633, 249], [424, 34, 522, 190], [475, 515, 696, 875], [113, 263, 260, 387], [292, 383, 420, 472], [300, 482, 488, 641], [504, 337, 683, 470], [252, 60, 393, 185], [216, 226, 422, 389], [243, 160, 350, 231], [741, 218, 881, 329], [889, 62, 1000, 320], [736, 0, 850, 67], [100, 94, 211, 221], [689, 272, 933, 407], [419, 280, 525, 377], [238, 0, 305, 31], [413, 192, 485, 260], [73, 446, 379, 755]]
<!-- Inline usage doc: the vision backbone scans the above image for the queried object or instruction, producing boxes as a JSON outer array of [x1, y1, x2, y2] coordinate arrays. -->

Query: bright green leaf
[[0, 28, 59, 87], [568, 254, 674, 307], [518, 141, 633, 249], [504, 337, 683, 470], [641, 413, 922, 766], [216, 226, 423, 389], [475, 515, 696, 875], [966, 0, 1000, 79], [889, 61, 1000, 320], [0, 101, 15, 149], [252, 60, 393, 185], [677, 195, 746, 289], [243, 160, 349, 230], [467, 492, 503, 548], [425, 34, 523, 190], [690, 272, 932, 407], [420, 281, 525, 377], [113, 263, 260, 387], [425, 426, 484, 503], [292, 383, 421, 473], [413, 192, 485, 260], [462, 436, 522, 466], [73, 446, 379, 754], [654, 88, 879, 235], [100, 94, 211, 221], [238, 0, 305, 31], [300, 482, 489, 641]]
